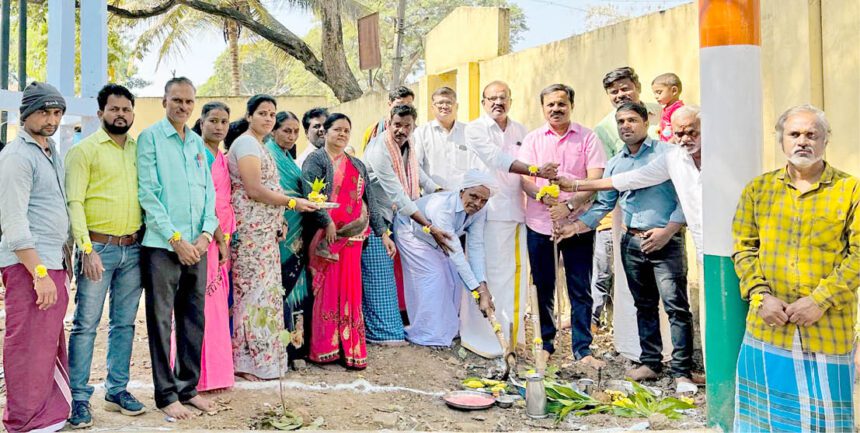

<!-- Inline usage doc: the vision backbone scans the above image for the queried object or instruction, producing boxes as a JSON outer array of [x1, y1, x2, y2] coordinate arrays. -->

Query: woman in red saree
[[301, 113, 395, 369]]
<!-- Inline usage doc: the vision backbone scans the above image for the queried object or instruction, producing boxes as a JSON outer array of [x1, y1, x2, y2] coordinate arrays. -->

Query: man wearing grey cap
[[0, 81, 72, 432]]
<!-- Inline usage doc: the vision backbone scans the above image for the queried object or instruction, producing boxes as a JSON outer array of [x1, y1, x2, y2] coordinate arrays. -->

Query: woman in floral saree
[[301, 113, 395, 369]]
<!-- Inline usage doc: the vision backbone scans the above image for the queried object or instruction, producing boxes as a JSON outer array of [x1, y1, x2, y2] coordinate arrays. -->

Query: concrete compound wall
[[331, 1, 859, 173]]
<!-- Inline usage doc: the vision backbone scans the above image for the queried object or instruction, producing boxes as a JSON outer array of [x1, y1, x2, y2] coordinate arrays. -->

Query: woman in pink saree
[[191, 103, 237, 391], [301, 113, 395, 369]]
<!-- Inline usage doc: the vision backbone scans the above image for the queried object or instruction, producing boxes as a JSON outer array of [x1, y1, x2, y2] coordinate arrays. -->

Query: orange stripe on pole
[[699, 0, 761, 47]]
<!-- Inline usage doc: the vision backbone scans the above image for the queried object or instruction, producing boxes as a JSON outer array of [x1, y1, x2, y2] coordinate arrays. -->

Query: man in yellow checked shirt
[[732, 105, 858, 432]]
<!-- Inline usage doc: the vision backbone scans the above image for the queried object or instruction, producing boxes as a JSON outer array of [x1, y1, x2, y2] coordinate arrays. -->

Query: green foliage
[[545, 379, 696, 423], [198, 41, 333, 97]]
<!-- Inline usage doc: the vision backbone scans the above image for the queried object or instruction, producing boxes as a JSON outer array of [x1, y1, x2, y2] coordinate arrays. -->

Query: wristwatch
[[566, 200, 575, 212]]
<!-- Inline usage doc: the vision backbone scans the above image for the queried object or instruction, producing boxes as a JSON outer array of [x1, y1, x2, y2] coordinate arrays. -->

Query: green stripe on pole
[[703, 253, 748, 431]]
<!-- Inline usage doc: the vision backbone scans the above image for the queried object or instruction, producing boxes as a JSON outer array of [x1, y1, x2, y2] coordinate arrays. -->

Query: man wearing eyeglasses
[[413, 87, 477, 192], [460, 80, 557, 359]]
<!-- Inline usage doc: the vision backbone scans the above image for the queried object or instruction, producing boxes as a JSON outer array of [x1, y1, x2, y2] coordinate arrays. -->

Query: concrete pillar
[[80, 0, 108, 137], [699, 1, 762, 431]]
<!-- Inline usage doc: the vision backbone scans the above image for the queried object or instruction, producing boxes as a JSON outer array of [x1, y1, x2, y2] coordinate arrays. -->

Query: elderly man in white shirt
[[414, 87, 478, 191], [460, 80, 558, 358], [555, 105, 702, 261], [395, 170, 497, 347]]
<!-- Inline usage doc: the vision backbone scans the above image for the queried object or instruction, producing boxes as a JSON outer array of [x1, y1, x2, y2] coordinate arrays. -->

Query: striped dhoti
[[459, 221, 528, 358], [735, 332, 855, 432]]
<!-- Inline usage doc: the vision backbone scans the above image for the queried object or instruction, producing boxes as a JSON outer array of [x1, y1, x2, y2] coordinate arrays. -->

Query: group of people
[[0, 61, 856, 433]]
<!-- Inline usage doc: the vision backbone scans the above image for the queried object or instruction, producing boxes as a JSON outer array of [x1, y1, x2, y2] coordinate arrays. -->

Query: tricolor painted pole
[[699, 1, 762, 431]]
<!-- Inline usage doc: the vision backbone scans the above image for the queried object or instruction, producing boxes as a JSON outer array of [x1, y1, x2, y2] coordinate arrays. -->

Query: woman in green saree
[[266, 111, 311, 363]]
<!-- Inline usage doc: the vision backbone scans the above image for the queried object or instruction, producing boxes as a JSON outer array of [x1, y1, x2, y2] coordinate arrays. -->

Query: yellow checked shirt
[[64, 128, 142, 248], [732, 163, 860, 355]]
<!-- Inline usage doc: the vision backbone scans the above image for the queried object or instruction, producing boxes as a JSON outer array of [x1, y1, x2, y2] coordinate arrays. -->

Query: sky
[[134, 0, 691, 97]]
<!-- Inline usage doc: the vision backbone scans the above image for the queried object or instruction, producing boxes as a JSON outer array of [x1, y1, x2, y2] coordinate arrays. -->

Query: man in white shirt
[[414, 87, 477, 191], [295, 107, 328, 167], [460, 80, 557, 358]]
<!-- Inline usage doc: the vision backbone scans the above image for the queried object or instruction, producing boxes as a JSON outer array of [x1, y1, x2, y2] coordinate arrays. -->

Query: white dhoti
[[460, 220, 528, 358], [395, 217, 462, 347]]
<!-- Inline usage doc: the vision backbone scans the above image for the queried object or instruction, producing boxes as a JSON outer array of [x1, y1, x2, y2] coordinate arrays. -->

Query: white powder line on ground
[[97, 378, 445, 397]]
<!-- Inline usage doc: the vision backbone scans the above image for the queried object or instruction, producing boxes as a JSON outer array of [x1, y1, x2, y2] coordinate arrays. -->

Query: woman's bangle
[[574, 179, 580, 192]]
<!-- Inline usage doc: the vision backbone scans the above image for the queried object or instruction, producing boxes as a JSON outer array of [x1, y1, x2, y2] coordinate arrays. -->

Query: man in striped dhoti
[[731, 104, 858, 432]]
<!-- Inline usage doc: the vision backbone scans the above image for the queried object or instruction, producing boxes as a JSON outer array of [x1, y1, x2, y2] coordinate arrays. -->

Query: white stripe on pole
[[701, 45, 763, 257]]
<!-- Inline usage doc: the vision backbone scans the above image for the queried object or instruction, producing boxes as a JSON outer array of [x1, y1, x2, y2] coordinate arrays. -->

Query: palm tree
[[130, 1, 251, 96]]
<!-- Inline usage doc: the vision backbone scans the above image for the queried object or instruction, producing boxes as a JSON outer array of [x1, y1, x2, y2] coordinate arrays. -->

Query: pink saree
[[308, 156, 369, 369], [199, 150, 236, 390]]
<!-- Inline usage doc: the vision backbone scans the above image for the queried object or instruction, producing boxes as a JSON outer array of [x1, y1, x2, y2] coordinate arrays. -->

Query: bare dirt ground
[[0, 284, 708, 432]]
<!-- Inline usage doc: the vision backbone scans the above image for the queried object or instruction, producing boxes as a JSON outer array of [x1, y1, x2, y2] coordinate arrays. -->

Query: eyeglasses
[[483, 96, 510, 103], [433, 101, 454, 108]]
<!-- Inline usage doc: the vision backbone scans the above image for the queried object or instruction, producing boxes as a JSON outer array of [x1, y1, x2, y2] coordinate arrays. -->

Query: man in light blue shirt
[[137, 77, 218, 420], [571, 102, 694, 389], [394, 170, 495, 347]]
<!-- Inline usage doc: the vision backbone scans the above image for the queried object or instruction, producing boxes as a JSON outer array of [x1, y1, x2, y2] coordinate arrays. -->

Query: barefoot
[[578, 355, 606, 370], [626, 364, 660, 381], [182, 395, 214, 412], [203, 387, 231, 394], [236, 372, 262, 382], [161, 401, 193, 420]]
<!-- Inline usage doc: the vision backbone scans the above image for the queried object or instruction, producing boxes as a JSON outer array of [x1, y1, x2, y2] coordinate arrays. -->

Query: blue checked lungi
[[735, 332, 855, 432], [361, 234, 405, 343]]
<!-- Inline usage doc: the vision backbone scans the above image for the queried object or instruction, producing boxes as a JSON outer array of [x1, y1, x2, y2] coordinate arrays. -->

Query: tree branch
[[106, 0, 178, 19], [104, 0, 363, 101]]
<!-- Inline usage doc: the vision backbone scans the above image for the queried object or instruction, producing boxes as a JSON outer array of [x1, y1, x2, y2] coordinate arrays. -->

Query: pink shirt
[[518, 122, 606, 235]]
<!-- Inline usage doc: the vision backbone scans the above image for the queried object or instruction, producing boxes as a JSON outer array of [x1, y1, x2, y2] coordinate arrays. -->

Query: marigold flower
[[535, 184, 560, 201], [422, 225, 432, 234], [471, 290, 481, 300], [533, 337, 542, 345], [170, 231, 182, 242], [750, 293, 764, 313], [34, 264, 48, 278], [82, 242, 93, 255], [287, 198, 297, 210], [680, 396, 695, 405], [528, 165, 539, 175]]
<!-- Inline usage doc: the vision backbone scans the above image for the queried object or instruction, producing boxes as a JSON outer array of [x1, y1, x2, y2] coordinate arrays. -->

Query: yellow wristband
[[170, 231, 182, 242], [34, 264, 48, 279], [528, 165, 539, 175], [82, 242, 93, 255], [385, 228, 393, 237], [288, 198, 297, 210], [224, 233, 230, 243], [422, 225, 432, 234], [471, 290, 481, 300]]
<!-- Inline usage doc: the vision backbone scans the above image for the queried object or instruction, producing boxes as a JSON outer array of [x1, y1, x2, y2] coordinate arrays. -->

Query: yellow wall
[[330, 1, 860, 175], [424, 7, 510, 76], [130, 95, 328, 154]]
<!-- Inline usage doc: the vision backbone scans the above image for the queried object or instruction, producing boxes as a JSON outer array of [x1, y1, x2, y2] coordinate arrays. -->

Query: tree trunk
[[318, 0, 361, 101], [226, 20, 241, 96]]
